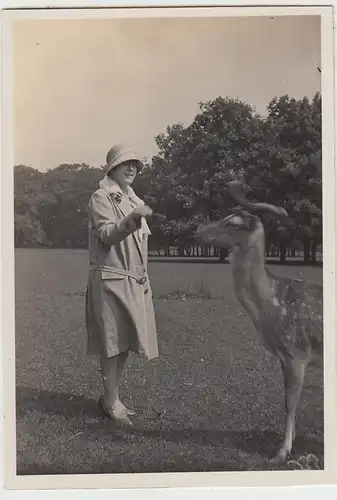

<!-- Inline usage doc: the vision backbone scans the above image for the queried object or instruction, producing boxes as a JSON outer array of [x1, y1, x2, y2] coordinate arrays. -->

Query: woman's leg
[[116, 350, 128, 397], [99, 351, 133, 425], [99, 353, 119, 408], [115, 351, 135, 416]]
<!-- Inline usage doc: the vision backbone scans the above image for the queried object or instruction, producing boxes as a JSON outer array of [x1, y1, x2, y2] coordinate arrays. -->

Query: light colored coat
[[85, 178, 159, 360]]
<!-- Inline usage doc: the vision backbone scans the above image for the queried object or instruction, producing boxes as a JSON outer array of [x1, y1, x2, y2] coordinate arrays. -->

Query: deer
[[195, 179, 323, 465]]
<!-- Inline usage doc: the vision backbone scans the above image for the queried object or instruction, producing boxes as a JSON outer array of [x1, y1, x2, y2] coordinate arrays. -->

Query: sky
[[13, 14, 321, 172]]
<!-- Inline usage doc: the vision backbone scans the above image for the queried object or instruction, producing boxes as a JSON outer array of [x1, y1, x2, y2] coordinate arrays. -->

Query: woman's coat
[[85, 178, 159, 360]]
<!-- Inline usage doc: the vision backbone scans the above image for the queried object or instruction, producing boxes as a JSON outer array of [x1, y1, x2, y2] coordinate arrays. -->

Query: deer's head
[[196, 210, 262, 249], [195, 180, 289, 250]]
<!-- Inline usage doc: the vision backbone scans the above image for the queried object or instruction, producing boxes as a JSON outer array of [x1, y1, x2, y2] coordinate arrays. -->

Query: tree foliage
[[14, 93, 322, 263]]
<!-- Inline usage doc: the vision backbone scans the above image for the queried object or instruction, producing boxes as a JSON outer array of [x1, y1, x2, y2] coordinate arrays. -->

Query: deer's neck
[[230, 227, 272, 323]]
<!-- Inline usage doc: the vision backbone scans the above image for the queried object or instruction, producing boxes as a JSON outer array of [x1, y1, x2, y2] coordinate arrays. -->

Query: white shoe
[[98, 397, 133, 427], [115, 398, 136, 416]]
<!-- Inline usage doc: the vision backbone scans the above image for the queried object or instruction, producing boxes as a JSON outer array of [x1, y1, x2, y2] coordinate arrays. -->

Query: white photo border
[[1, 1, 336, 494]]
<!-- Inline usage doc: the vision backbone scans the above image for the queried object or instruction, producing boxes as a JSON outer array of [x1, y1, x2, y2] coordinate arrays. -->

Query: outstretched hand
[[123, 204, 153, 232], [132, 204, 153, 219]]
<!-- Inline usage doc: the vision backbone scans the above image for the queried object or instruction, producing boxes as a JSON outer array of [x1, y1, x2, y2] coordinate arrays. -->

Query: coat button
[[144, 289, 149, 295]]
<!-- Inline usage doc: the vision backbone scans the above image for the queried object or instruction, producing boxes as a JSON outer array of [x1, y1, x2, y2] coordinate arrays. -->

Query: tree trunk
[[272, 245, 279, 257], [185, 245, 191, 256], [219, 248, 229, 263], [303, 238, 311, 264], [311, 240, 317, 263], [280, 242, 287, 264], [202, 245, 210, 257], [177, 246, 184, 256]]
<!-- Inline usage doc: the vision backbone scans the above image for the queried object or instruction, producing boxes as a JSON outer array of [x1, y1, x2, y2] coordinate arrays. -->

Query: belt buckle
[[139, 276, 147, 285]]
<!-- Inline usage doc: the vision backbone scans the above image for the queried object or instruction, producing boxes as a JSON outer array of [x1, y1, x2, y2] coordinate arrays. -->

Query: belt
[[89, 264, 147, 285]]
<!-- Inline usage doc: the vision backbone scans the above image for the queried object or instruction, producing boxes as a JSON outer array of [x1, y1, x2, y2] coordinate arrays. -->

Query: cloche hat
[[105, 144, 144, 174]]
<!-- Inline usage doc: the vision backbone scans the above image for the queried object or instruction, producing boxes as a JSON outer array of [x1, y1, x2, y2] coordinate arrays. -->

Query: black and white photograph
[[1, 4, 336, 491]]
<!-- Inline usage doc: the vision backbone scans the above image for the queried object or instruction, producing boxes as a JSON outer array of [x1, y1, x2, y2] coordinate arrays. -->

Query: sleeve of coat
[[88, 190, 141, 246]]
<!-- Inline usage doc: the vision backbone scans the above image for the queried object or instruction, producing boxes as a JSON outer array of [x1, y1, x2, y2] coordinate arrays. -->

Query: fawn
[[195, 180, 323, 464]]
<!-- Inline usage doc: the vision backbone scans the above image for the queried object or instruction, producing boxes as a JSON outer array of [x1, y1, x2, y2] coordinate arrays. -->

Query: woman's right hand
[[125, 204, 153, 231], [132, 204, 153, 219]]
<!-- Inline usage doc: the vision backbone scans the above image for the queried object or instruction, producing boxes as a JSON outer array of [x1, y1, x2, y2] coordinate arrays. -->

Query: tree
[[143, 97, 279, 259], [13, 93, 322, 264], [264, 93, 322, 263], [37, 164, 103, 247], [14, 163, 103, 248], [14, 165, 47, 246], [139, 93, 321, 264]]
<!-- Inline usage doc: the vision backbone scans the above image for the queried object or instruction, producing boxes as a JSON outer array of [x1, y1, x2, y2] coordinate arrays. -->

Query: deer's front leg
[[270, 357, 308, 464]]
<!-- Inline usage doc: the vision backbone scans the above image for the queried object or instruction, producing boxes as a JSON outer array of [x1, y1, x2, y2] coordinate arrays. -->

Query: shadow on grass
[[16, 385, 323, 474], [16, 385, 102, 421], [137, 426, 323, 463]]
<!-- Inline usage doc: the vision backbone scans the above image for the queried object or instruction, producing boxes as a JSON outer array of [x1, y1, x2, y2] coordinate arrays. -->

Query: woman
[[85, 144, 159, 427]]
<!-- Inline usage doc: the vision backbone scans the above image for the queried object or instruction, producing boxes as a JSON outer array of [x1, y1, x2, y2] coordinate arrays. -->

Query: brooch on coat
[[110, 192, 123, 204]]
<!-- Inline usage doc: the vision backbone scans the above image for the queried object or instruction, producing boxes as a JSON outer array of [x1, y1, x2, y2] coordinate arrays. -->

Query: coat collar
[[99, 176, 140, 203]]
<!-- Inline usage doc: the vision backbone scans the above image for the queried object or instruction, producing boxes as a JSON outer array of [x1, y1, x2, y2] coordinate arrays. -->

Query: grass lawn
[[14, 249, 324, 474]]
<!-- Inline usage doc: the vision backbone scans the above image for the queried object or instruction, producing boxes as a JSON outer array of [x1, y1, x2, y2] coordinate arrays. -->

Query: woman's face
[[110, 161, 138, 189]]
